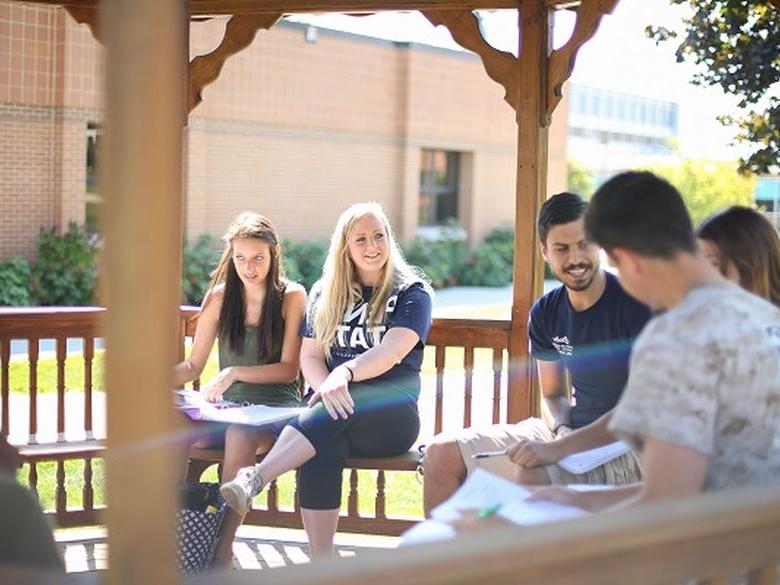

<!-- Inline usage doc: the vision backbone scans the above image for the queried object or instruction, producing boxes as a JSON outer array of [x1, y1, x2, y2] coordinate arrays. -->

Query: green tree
[[647, 1, 780, 174], [647, 159, 756, 227], [567, 160, 595, 199]]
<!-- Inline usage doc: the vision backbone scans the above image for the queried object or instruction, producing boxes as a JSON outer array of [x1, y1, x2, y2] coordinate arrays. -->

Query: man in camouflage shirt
[[532, 171, 780, 512]]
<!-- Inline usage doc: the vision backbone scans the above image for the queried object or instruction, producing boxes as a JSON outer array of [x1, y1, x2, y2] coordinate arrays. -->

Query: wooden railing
[[256, 483, 780, 585], [0, 308, 107, 527], [0, 307, 519, 535]]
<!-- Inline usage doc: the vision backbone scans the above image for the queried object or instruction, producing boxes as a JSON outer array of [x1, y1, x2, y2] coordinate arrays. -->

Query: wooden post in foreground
[[508, 0, 550, 422], [102, 1, 186, 583]]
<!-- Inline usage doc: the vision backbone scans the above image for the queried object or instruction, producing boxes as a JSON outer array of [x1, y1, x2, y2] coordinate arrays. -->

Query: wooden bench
[[0, 307, 518, 536]]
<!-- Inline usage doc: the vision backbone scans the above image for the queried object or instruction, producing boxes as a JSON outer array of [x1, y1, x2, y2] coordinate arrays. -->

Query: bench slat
[[187, 447, 419, 472], [18, 440, 105, 462]]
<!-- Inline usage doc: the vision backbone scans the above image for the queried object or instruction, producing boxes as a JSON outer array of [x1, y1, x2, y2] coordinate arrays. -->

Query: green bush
[[459, 225, 514, 286], [483, 224, 515, 267], [0, 256, 34, 306], [181, 234, 221, 305], [31, 223, 98, 306], [460, 245, 512, 286], [281, 246, 303, 288], [282, 239, 328, 292], [403, 226, 467, 289]]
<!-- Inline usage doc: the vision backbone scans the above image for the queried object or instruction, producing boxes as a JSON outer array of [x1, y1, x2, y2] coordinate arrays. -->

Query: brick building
[[0, 3, 567, 260]]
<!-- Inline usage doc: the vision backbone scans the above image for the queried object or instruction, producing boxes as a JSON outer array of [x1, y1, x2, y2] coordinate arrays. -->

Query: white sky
[[287, 0, 745, 161]]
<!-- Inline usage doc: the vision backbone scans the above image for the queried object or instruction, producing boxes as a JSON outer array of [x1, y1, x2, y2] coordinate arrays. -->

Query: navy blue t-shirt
[[302, 280, 433, 389], [528, 271, 651, 428]]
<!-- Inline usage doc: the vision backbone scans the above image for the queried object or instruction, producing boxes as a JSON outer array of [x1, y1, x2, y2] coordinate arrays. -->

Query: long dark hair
[[205, 212, 286, 360], [697, 206, 780, 308]]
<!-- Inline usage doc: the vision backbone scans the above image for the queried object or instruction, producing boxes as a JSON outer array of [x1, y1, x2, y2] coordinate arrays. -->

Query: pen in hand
[[472, 449, 508, 459]]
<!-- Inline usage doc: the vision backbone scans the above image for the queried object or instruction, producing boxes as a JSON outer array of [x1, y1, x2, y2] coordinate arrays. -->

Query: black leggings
[[288, 379, 420, 510]]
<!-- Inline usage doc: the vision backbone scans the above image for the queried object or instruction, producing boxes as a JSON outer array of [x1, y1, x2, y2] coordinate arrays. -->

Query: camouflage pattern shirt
[[609, 283, 780, 491]]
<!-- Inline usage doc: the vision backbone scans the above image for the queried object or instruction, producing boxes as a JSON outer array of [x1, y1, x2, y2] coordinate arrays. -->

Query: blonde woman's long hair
[[313, 202, 428, 358]]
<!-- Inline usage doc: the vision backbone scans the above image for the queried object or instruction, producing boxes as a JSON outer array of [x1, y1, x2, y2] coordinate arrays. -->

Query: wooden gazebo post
[[101, 1, 186, 584], [508, 0, 549, 422]]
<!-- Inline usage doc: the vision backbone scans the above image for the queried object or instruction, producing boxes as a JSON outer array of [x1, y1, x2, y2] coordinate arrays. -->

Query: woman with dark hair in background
[[173, 211, 306, 564], [697, 206, 780, 308]]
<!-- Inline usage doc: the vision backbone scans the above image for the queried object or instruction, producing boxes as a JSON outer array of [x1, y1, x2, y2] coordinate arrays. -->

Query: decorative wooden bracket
[[545, 0, 617, 123], [422, 9, 518, 112], [188, 12, 281, 113], [65, 6, 102, 43]]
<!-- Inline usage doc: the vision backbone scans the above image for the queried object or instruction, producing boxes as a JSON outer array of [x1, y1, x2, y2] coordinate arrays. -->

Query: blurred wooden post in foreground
[[102, 1, 186, 584]]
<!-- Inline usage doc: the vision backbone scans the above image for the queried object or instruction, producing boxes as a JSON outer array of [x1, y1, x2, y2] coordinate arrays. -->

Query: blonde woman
[[173, 212, 306, 565], [220, 202, 433, 557]]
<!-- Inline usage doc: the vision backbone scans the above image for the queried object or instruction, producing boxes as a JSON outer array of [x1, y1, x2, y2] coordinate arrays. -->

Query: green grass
[[8, 352, 106, 393], [17, 459, 107, 511], [8, 348, 222, 394]]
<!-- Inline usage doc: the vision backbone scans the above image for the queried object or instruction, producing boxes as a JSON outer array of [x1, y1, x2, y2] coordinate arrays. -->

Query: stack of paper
[[400, 469, 589, 546]]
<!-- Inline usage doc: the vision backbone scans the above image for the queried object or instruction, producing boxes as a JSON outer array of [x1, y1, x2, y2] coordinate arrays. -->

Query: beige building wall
[[1, 6, 568, 261], [186, 21, 409, 240], [0, 2, 102, 259]]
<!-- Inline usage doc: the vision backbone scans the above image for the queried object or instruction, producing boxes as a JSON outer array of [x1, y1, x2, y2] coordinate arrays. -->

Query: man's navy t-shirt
[[302, 280, 433, 392], [528, 271, 651, 428]]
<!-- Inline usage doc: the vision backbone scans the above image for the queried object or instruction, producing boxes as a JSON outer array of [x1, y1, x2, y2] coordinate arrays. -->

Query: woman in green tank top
[[173, 212, 306, 565]]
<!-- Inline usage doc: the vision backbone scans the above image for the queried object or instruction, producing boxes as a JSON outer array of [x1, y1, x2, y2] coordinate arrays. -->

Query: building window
[[419, 149, 460, 226], [85, 123, 101, 233]]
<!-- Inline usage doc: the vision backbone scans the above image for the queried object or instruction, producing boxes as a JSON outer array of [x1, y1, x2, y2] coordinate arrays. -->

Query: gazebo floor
[[56, 526, 400, 573]]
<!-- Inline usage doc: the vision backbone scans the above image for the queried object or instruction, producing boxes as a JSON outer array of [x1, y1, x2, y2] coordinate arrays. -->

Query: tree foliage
[[647, 1, 780, 174], [647, 159, 756, 227], [567, 160, 595, 199]]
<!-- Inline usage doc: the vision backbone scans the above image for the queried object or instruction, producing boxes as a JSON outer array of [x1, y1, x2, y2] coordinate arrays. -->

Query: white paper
[[174, 389, 306, 427], [173, 388, 237, 410], [398, 520, 457, 546], [430, 469, 588, 525], [401, 469, 589, 546], [199, 403, 307, 426], [557, 441, 631, 475]]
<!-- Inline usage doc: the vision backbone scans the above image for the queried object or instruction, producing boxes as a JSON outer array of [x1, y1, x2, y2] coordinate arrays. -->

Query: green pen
[[477, 502, 503, 518]]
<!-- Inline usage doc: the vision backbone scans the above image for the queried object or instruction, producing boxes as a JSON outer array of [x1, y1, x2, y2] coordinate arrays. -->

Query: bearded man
[[422, 192, 650, 515]]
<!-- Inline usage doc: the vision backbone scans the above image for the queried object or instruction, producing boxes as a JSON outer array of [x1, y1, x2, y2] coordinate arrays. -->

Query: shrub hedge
[[0, 223, 527, 307]]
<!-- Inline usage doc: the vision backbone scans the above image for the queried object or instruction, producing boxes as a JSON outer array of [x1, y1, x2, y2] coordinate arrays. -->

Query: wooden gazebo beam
[[61, 0, 609, 120], [27, 0, 586, 14]]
